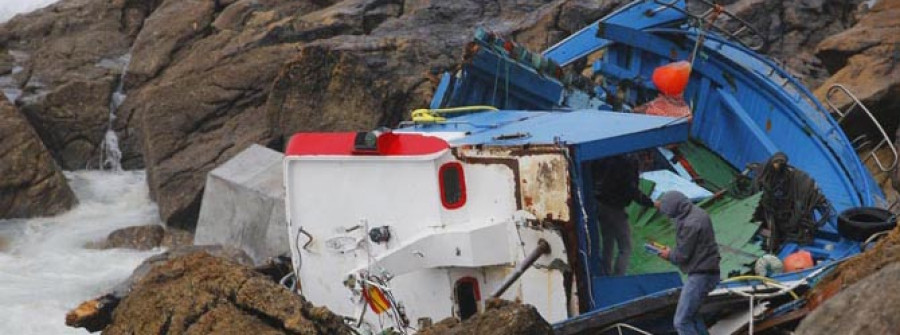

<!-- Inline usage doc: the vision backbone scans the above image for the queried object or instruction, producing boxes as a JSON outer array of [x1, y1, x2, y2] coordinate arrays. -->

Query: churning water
[[0, 171, 161, 334]]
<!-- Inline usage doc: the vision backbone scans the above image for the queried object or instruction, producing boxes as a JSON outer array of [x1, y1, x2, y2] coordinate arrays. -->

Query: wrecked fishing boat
[[283, 0, 897, 333]]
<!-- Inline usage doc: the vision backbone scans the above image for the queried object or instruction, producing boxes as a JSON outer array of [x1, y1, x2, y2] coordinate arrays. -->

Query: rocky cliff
[[0, 0, 159, 170], [0, 0, 622, 230]]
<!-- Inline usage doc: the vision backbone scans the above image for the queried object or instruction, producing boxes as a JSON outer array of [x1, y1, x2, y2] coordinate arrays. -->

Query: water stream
[[98, 53, 131, 171], [0, 171, 161, 334]]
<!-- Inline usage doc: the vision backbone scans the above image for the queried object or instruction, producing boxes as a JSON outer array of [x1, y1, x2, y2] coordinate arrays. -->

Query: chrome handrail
[[825, 84, 898, 172], [650, 0, 765, 51]]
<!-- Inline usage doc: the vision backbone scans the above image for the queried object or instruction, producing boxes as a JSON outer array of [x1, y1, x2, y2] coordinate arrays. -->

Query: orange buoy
[[783, 250, 814, 272], [652, 61, 692, 96]]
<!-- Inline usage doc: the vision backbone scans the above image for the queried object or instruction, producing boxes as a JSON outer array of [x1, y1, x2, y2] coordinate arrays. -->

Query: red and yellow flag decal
[[362, 285, 391, 314]]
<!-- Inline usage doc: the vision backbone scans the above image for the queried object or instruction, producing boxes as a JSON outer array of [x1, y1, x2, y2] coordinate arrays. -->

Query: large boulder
[[117, 0, 336, 230], [66, 245, 253, 332], [98, 250, 350, 334], [98, 224, 193, 250], [195, 144, 288, 264], [797, 262, 900, 334], [18, 78, 115, 169], [0, 99, 76, 218]]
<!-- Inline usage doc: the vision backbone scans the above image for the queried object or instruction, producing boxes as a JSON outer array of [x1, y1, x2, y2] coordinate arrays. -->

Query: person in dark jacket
[[750, 152, 830, 251], [592, 155, 654, 276], [657, 191, 721, 335]]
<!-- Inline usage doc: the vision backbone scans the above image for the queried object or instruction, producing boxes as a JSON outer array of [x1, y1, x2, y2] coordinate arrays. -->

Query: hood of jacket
[[659, 191, 692, 219]]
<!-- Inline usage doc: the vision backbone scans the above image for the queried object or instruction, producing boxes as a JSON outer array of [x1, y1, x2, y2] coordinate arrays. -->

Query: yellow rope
[[411, 105, 499, 123]]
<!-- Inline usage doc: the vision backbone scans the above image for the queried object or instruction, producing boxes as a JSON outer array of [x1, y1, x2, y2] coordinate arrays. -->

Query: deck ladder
[[824, 84, 898, 172]]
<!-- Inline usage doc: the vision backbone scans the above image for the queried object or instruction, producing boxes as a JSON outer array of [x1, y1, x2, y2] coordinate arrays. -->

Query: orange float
[[783, 250, 814, 272], [652, 61, 692, 96]]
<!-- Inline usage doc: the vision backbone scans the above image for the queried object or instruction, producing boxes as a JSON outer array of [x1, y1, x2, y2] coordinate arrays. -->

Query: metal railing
[[599, 322, 655, 335], [649, 0, 765, 51], [825, 84, 898, 172]]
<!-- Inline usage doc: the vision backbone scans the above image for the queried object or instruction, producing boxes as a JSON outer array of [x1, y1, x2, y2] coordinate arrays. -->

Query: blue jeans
[[674, 273, 719, 335]]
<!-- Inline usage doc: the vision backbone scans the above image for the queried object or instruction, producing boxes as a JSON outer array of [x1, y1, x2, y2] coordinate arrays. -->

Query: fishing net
[[635, 95, 692, 120]]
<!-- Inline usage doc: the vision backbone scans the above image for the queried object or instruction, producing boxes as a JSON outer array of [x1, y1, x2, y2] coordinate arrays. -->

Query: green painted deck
[[677, 140, 740, 192], [621, 142, 765, 278]]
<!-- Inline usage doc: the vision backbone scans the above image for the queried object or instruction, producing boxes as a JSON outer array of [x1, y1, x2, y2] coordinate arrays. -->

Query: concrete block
[[195, 144, 287, 264]]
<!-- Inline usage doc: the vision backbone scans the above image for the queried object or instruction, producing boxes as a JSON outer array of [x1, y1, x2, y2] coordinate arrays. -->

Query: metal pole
[[490, 239, 551, 298], [749, 295, 754, 334]]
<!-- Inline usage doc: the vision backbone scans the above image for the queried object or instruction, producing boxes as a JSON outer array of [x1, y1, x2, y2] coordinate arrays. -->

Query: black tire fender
[[837, 207, 896, 242]]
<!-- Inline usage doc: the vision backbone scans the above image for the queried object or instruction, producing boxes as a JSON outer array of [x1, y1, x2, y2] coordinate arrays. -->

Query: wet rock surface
[[419, 299, 553, 335], [95, 245, 254, 304], [69, 248, 350, 334], [102, 225, 164, 250], [0, 99, 76, 219], [798, 255, 900, 334], [160, 227, 195, 248], [99, 224, 193, 250], [19, 78, 114, 170]]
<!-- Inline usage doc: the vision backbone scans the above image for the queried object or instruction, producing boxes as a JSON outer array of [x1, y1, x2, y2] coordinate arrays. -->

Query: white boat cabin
[[283, 110, 690, 332]]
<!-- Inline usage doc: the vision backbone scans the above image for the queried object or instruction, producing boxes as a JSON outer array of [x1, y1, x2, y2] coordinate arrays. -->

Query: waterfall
[[99, 53, 130, 172], [0, 50, 27, 102]]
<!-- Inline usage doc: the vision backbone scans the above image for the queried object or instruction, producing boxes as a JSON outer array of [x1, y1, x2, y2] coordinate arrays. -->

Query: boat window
[[454, 277, 480, 320], [439, 162, 467, 209]]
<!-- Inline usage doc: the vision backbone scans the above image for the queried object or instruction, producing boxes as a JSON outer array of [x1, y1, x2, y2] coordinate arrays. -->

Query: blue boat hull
[[424, 0, 884, 330]]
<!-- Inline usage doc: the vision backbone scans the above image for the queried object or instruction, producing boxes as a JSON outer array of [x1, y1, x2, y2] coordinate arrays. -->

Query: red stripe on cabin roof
[[285, 132, 449, 156]]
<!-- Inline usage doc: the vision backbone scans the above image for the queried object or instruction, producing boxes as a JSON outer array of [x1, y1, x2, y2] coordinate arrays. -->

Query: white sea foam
[[0, 171, 161, 334]]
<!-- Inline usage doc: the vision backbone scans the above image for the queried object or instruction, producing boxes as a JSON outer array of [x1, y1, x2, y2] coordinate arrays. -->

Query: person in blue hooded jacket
[[656, 191, 721, 335]]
